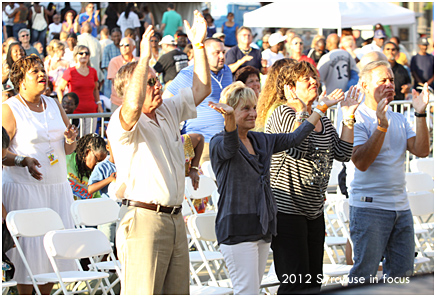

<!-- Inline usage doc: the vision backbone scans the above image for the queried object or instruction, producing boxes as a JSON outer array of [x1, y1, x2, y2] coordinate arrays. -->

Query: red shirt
[[62, 66, 98, 114]]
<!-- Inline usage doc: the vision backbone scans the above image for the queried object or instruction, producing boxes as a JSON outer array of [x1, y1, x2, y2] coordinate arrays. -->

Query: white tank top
[[31, 6, 47, 31]]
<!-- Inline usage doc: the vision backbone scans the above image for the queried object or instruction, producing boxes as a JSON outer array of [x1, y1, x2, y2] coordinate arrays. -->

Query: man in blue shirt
[[410, 37, 434, 90], [101, 28, 122, 98], [78, 3, 100, 38], [164, 38, 233, 164]]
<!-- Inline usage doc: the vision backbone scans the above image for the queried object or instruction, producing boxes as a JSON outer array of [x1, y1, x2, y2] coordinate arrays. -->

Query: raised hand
[[319, 88, 345, 108], [208, 101, 234, 115], [284, 85, 306, 112], [376, 98, 389, 129], [412, 82, 429, 114], [140, 25, 154, 60], [184, 10, 207, 45], [341, 86, 362, 118], [64, 124, 78, 143]]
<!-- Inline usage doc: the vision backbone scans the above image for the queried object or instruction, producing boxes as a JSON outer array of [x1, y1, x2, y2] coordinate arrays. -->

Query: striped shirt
[[102, 43, 121, 69], [265, 105, 353, 219], [166, 65, 233, 142]]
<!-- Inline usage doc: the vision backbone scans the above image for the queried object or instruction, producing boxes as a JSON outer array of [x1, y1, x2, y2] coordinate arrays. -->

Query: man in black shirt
[[154, 35, 189, 85], [383, 42, 411, 103]]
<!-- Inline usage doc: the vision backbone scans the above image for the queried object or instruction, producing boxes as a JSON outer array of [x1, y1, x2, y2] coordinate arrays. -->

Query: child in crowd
[[88, 140, 117, 244], [61, 92, 79, 128], [48, 14, 62, 42]]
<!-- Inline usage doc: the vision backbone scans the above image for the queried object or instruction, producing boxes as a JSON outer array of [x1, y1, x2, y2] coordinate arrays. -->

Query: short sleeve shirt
[[106, 88, 197, 206], [78, 12, 100, 37], [350, 103, 416, 211], [162, 10, 183, 37], [88, 157, 117, 199], [153, 49, 189, 83], [62, 66, 98, 113], [225, 46, 262, 72]]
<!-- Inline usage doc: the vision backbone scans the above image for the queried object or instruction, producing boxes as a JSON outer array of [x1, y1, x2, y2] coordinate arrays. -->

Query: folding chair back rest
[[408, 191, 434, 217], [182, 198, 193, 216], [6, 208, 64, 237], [188, 213, 217, 242], [44, 229, 112, 260], [336, 199, 350, 223], [185, 176, 217, 199], [201, 161, 216, 181], [70, 198, 120, 227], [405, 172, 434, 192], [328, 160, 342, 186], [410, 158, 434, 178]]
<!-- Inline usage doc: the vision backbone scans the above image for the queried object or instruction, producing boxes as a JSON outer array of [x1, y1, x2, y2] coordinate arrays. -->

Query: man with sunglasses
[[107, 37, 139, 111], [18, 28, 39, 57], [107, 11, 211, 295], [383, 42, 411, 103]]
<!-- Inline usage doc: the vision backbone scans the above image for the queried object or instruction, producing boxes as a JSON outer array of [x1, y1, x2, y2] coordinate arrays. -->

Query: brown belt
[[122, 199, 182, 215]]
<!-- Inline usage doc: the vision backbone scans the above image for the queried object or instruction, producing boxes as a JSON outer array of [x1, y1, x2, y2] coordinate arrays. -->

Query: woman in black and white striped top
[[264, 61, 360, 294]]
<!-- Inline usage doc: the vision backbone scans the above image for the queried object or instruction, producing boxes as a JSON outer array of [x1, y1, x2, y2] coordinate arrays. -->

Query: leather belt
[[122, 199, 182, 215]]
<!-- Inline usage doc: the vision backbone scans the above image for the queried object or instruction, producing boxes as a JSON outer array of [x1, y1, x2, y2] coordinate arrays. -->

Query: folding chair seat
[[322, 264, 353, 286], [185, 176, 217, 215], [43, 228, 120, 295], [70, 198, 122, 294], [201, 161, 216, 181], [2, 280, 17, 294], [6, 208, 66, 295]]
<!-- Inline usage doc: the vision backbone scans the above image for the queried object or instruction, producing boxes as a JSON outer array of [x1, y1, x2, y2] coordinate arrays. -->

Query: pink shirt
[[107, 55, 139, 106]]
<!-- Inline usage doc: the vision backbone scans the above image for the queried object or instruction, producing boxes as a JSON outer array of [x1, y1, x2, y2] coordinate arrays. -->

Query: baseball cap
[[373, 29, 387, 39], [418, 37, 429, 46], [212, 32, 225, 39], [159, 35, 177, 45], [268, 33, 286, 47]]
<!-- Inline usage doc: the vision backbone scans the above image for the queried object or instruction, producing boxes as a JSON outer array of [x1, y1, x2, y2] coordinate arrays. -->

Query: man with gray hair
[[348, 60, 430, 283], [107, 37, 139, 111], [18, 28, 39, 56]]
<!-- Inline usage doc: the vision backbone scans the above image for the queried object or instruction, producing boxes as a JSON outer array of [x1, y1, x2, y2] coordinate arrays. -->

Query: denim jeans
[[348, 206, 414, 282], [31, 28, 47, 52], [13, 23, 27, 39]]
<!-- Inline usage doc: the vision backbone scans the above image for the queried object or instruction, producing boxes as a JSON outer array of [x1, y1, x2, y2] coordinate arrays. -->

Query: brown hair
[[256, 58, 296, 128], [10, 55, 45, 92], [234, 66, 260, 84]]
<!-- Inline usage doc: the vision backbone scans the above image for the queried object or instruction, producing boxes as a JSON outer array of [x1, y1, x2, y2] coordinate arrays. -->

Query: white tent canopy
[[243, 2, 416, 28]]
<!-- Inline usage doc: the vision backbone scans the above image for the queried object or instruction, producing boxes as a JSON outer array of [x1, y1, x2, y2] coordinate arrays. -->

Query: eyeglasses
[[293, 42, 303, 45], [78, 52, 90, 56], [21, 34, 29, 38], [147, 77, 158, 87], [119, 44, 130, 47]]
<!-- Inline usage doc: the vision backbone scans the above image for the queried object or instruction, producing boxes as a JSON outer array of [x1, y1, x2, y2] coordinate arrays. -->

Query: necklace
[[238, 46, 252, 56], [19, 93, 42, 107]]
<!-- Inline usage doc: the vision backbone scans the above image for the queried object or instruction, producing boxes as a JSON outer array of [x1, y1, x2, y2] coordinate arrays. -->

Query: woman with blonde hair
[[44, 39, 70, 94], [208, 81, 342, 295], [256, 58, 296, 129]]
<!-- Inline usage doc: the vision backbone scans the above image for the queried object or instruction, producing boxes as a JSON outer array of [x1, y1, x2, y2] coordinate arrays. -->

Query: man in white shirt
[[261, 32, 286, 71], [356, 29, 386, 60]]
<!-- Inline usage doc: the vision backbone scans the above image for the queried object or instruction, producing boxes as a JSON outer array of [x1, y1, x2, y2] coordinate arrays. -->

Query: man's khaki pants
[[116, 205, 190, 295]]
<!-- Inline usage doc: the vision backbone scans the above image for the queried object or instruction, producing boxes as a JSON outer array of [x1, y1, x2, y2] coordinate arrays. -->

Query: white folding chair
[[70, 198, 121, 294], [6, 208, 66, 295], [410, 158, 434, 178], [2, 280, 17, 295], [187, 213, 229, 287], [201, 161, 216, 181], [405, 172, 434, 193], [43, 228, 120, 295], [185, 176, 217, 215]]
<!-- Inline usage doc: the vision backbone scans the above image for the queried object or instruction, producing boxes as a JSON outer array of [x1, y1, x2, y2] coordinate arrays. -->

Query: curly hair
[[10, 54, 45, 93], [256, 58, 296, 128], [276, 61, 319, 100], [234, 66, 260, 84], [6, 42, 25, 69], [75, 133, 107, 182]]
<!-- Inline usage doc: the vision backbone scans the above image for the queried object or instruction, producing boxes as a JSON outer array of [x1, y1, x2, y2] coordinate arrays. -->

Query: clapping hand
[[319, 88, 345, 108], [208, 101, 234, 115], [376, 98, 389, 129], [412, 82, 429, 114], [341, 86, 362, 118], [184, 10, 207, 45]]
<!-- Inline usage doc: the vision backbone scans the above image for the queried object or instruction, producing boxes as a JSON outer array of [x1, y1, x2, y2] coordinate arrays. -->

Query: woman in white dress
[[117, 3, 141, 38], [2, 55, 78, 295]]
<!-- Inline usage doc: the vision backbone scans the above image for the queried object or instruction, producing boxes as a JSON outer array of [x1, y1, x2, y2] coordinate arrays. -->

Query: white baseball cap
[[159, 35, 177, 45], [268, 33, 286, 46]]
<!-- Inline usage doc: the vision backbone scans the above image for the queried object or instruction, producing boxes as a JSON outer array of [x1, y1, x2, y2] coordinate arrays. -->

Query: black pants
[[272, 212, 325, 294]]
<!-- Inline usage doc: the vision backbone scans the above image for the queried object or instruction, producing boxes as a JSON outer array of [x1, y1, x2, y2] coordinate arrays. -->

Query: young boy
[[48, 14, 62, 42], [88, 140, 117, 244]]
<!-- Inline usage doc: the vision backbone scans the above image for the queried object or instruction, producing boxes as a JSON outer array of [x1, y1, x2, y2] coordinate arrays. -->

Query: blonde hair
[[59, 31, 68, 42], [220, 81, 257, 110], [46, 39, 65, 57], [73, 45, 91, 66]]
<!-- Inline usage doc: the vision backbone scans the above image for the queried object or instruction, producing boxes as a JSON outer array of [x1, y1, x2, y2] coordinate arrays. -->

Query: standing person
[[77, 22, 103, 81], [284, 29, 296, 58], [209, 81, 339, 294], [164, 37, 233, 164], [18, 29, 39, 56], [2, 42, 25, 85], [107, 11, 211, 294], [45, 3, 57, 25], [57, 45, 103, 134], [101, 28, 122, 98], [107, 37, 139, 111], [149, 33, 162, 68], [225, 26, 267, 75], [390, 36, 410, 66], [102, 2, 119, 33], [47, 13, 62, 42], [222, 12, 238, 48], [2, 54, 78, 295], [410, 37, 434, 90], [77, 2, 100, 38], [28, 2, 48, 52], [265, 61, 359, 294], [64, 32, 77, 64], [307, 38, 328, 65], [261, 32, 286, 70], [6, 3, 28, 40], [117, 3, 141, 39], [3, 3, 19, 39], [204, 13, 216, 38], [289, 36, 317, 68], [383, 42, 411, 102], [356, 29, 386, 60], [60, 3, 77, 22], [62, 10, 76, 34], [348, 62, 430, 282], [317, 33, 359, 94], [99, 25, 113, 54], [160, 3, 183, 38], [44, 39, 70, 95]]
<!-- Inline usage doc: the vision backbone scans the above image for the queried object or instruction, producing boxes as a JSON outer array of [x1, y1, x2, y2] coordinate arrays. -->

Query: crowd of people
[[1, 2, 433, 295]]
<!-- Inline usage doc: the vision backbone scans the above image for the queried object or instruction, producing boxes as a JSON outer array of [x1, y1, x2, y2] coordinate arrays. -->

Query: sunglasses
[[78, 52, 90, 56], [21, 34, 29, 37], [147, 77, 158, 87], [119, 44, 130, 47], [293, 42, 303, 45]]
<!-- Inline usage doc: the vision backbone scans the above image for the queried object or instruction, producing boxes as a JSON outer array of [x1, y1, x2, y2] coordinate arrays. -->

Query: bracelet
[[414, 112, 427, 118], [193, 42, 204, 49], [313, 108, 325, 117], [190, 166, 199, 171], [65, 138, 76, 145], [14, 155, 25, 167], [377, 126, 388, 133], [296, 111, 310, 118], [315, 102, 328, 113], [342, 118, 356, 128], [96, 101, 102, 105], [296, 117, 306, 123]]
